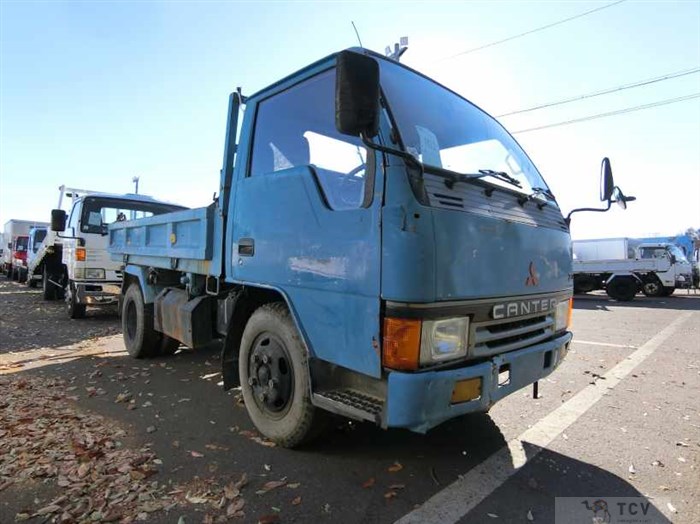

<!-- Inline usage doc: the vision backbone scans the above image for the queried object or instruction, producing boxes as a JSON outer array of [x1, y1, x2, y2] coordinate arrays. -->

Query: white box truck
[[2, 219, 49, 280]]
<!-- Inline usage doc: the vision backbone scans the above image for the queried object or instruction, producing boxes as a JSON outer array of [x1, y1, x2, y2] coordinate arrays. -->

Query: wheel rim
[[247, 332, 294, 418], [644, 282, 660, 295], [125, 299, 137, 341]]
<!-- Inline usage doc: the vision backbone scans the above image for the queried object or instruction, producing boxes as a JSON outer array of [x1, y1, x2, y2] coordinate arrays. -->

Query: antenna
[[384, 36, 409, 61], [351, 21, 363, 48]]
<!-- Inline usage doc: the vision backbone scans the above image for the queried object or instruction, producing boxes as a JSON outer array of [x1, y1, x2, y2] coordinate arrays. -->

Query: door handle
[[238, 238, 255, 256]]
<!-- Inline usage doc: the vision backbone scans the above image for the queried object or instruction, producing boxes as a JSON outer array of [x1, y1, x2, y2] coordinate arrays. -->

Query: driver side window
[[249, 69, 370, 210]]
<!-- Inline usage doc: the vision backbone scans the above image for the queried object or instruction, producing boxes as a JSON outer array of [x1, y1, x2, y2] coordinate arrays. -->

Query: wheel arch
[[221, 283, 313, 391]]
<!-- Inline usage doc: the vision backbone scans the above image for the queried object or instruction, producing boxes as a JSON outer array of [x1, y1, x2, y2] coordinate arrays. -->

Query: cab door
[[228, 66, 383, 378]]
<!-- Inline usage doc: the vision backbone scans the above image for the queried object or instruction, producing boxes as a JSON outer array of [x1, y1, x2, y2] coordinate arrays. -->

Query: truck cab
[[10, 235, 29, 281], [637, 242, 693, 294], [52, 192, 186, 318], [24, 226, 48, 286]]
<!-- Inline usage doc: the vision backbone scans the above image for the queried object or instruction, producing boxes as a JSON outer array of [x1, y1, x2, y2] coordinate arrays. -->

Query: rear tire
[[239, 302, 326, 448], [122, 283, 161, 358], [606, 277, 637, 301]]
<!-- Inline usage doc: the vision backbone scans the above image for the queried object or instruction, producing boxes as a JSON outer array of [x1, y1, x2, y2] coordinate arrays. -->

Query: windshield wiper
[[443, 169, 522, 190], [517, 187, 557, 209]]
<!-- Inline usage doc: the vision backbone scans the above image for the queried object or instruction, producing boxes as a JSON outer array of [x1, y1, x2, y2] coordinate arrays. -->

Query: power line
[[511, 93, 700, 134], [441, 0, 627, 61], [498, 67, 700, 117]]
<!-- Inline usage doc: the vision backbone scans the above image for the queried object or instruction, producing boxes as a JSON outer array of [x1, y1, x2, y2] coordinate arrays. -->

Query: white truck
[[572, 238, 693, 300], [23, 226, 48, 286], [2, 219, 49, 280], [49, 189, 186, 318]]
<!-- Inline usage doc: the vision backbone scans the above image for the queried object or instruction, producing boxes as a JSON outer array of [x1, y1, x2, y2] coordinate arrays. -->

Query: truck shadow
[[574, 292, 700, 312]]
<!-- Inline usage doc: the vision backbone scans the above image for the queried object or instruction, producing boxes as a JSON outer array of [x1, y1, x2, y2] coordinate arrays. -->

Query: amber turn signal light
[[382, 317, 421, 371], [75, 247, 86, 261]]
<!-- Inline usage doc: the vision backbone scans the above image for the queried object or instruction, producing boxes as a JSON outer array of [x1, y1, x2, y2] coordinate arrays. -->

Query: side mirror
[[51, 209, 67, 232], [600, 157, 614, 201], [335, 51, 380, 138]]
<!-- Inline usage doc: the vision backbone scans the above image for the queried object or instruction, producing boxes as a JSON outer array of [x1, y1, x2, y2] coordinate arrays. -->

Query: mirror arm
[[565, 200, 613, 226], [56, 232, 86, 247]]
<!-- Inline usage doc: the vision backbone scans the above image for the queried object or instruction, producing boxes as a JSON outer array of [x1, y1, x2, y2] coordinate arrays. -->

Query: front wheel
[[239, 303, 326, 448], [660, 286, 675, 297], [43, 266, 58, 300], [66, 281, 86, 319], [642, 279, 663, 297]]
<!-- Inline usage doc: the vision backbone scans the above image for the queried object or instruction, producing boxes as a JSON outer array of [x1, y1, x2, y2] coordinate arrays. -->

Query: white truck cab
[[51, 191, 186, 318]]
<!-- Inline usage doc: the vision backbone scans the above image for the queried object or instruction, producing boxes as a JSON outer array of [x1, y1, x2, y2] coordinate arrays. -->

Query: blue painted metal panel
[[381, 161, 572, 302], [385, 332, 572, 432], [109, 206, 223, 277], [231, 165, 383, 378]]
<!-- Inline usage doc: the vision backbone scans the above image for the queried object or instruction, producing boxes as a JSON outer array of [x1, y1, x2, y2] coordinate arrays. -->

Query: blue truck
[[103, 49, 630, 447]]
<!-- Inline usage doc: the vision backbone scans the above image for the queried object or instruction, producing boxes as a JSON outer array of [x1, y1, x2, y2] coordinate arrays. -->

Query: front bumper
[[74, 281, 122, 305], [384, 331, 572, 432], [675, 274, 692, 289]]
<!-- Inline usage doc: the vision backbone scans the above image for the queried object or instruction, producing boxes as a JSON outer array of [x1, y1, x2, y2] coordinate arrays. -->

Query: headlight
[[554, 299, 572, 332], [420, 317, 469, 364], [85, 268, 106, 280], [73, 267, 84, 279]]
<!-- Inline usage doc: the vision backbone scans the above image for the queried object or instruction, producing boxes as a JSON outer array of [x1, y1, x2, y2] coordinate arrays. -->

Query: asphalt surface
[[1, 279, 698, 524]]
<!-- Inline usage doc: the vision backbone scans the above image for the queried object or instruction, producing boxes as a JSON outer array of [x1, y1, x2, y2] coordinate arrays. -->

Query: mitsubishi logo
[[525, 261, 539, 287]]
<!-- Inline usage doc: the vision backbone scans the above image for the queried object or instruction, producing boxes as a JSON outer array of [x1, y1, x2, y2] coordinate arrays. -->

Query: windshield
[[379, 59, 552, 199], [32, 229, 47, 252], [668, 245, 688, 263], [15, 237, 28, 251], [80, 197, 185, 235]]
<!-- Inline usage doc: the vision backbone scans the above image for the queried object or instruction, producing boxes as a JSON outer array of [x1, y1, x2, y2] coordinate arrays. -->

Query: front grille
[[471, 313, 554, 357]]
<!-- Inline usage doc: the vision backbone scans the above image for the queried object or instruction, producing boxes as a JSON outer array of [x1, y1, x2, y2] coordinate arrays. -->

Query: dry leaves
[[256, 479, 287, 495], [388, 462, 404, 473], [0, 375, 251, 523]]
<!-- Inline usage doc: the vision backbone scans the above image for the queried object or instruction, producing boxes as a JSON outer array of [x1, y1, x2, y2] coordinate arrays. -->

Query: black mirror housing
[[51, 209, 67, 232], [600, 157, 614, 202], [335, 51, 380, 138]]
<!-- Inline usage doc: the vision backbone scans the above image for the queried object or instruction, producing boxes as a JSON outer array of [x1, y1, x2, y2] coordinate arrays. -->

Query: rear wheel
[[606, 277, 638, 301], [239, 302, 326, 448], [122, 283, 176, 358], [28, 273, 37, 288], [66, 281, 86, 319]]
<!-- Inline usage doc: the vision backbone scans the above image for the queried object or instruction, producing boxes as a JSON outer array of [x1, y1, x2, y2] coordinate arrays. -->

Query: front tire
[[660, 286, 675, 297], [642, 279, 663, 297], [43, 266, 58, 300], [239, 302, 325, 448], [66, 281, 86, 319]]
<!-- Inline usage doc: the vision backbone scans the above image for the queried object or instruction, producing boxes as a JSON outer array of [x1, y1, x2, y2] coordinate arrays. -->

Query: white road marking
[[395, 312, 693, 524], [573, 340, 637, 348]]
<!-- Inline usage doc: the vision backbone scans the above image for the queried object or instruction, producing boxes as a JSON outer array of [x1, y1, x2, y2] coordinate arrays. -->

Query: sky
[[1, 0, 699, 241]]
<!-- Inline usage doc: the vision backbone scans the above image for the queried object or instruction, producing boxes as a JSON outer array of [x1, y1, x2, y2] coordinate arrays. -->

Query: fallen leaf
[[286, 483, 300, 489], [676, 441, 689, 447], [388, 462, 403, 473], [185, 494, 210, 504], [226, 498, 245, 516], [292, 496, 302, 506], [388, 484, 405, 490], [257, 516, 280, 524], [224, 483, 240, 500], [33, 504, 62, 516], [256, 480, 287, 495], [678, 457, 687, 463], [628, 464, 636, 474], [667, 502, 677, 514], [527, 509, 534, 521], [190, 451, 204, 458], [115, 392, 132, 403], [146, 425, 157, 434], [362, 477, 376, 488], [487, 514, 499, 519]]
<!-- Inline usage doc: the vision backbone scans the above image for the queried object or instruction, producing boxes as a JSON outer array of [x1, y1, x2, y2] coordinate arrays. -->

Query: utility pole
[[132, 176, 140, 194]]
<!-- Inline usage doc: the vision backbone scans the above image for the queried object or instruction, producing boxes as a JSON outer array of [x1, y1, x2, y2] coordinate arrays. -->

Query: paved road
[[1, 280, 698, 523]]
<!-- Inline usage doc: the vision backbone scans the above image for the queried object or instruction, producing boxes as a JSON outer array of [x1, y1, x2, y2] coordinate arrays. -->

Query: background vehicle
[[107, 49, 630, 448], [23, 226, 48, 286], [51, 191, 186, 318], [2, 219, 48, 280], [573, 240, 693, 299]]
